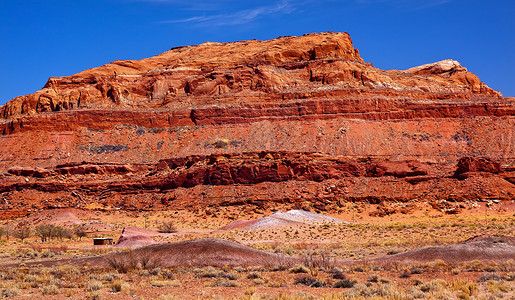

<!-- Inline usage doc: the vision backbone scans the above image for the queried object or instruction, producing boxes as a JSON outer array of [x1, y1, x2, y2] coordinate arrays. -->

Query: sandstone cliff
[[0, 32, 513, 218]]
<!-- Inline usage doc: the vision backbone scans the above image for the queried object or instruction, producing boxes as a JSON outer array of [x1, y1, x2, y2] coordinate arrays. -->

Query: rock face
[[0, 32, 513, 218]]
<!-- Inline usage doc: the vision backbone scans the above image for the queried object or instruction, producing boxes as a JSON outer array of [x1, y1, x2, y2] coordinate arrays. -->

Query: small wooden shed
[[93, 238, 114, 245]]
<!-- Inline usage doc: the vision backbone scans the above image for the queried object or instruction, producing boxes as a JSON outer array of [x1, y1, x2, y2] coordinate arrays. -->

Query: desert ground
[[0, 201, 513, 299]]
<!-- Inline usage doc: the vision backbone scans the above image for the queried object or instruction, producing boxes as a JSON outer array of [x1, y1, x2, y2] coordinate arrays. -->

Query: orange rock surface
[[0, 32, 513, 218]]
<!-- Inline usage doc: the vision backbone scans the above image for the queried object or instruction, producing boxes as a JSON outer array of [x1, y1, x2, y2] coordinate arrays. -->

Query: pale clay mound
[[115, 234, 157, 248], [115, 225, 190, 248], [226, 210, 345, 231], [375, 236, 515, 264], [114, 226, 161, 248]]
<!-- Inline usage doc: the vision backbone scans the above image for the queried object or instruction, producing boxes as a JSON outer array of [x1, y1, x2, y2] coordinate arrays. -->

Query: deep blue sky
[[1, 0, 514, 106]]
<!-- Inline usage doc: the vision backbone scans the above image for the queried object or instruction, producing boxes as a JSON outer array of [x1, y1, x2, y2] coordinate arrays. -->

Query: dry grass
[[0, 207, 513, 299], [0, 257, 512, 299], [104, 249, 162, 273]]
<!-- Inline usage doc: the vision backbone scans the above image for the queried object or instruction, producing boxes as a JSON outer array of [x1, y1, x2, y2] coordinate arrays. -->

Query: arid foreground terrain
[[0, 32, 513, 299]]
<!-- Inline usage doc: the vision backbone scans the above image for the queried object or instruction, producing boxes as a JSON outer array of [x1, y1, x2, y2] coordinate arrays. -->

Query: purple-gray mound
[[105, 238, 294, 267], [375, 236, 515, 264]]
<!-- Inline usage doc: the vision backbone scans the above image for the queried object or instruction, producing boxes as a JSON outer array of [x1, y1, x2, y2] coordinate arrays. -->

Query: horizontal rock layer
[[0, 32, 513, 218], [0, 153, 513, 219]]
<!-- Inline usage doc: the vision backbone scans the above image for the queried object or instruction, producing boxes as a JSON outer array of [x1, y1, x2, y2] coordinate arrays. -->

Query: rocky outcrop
[[0, 151, 513, 219], [0, 32, 513, 218], [0, 33, 504, 122], [454, 157, 502, 179]]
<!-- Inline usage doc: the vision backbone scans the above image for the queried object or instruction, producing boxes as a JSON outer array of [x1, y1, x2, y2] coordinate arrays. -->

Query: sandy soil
[[0, 202, 513, 299]]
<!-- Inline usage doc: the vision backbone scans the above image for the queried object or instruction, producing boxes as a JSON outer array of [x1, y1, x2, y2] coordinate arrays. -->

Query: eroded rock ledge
[[0, 153, 512, 219]]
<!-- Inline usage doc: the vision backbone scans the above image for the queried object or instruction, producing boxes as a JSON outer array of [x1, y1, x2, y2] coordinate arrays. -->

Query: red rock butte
[[0, 32, 513, 219]]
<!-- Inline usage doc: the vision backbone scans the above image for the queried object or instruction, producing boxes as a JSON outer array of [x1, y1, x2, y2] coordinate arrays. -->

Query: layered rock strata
[[0, 32, 513, 218]]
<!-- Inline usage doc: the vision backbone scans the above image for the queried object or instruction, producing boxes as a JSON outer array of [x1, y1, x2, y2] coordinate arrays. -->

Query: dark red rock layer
[[0, 152, 513, 219]]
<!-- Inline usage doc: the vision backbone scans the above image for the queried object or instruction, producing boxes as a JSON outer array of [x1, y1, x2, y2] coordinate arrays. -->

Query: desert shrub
[[334, 279, 356, 288], [73, 225, 87, 240], [399, 272, 411, 278], [220, 271, 238, 280], [100, 273, 116, 282], [487, 280, 512, 294], [247, 272, 261, 279], [161, 269, 174, 279], [25, 250, 37, 259], [137, 252, 161, 270], [88, 280, 102, 292], [450, 279, 478, 297], [419, 279, 447, 293], [451, 267, 462, 275], [1, 288, 18, 298], [212, 279, 239, 287], [104, 250, 161, 273], [408, 287, 426, 299], [301, 250, 335, 270], [13, 224, 31, 241], [49, 277, 64, 288], [294, 276, 324, 287], [2, 272, 15, 280], [466, 259, 484, 272], [86, 291, 100, 300], [51, 226, 70, 240], [331, 269, 346, 279], [410, 267, 423, 274], [387, 249, 401, 255], [40, 284, 60, 295], [157, 221, 177, 233], [23, 274, 37, 283], [64, 289, 75, 297], [110, 280, 122, 293], [272, 253, 293, 270], [289, 264, 309, 274], [105, 253, 132, 273], [150, 280, 172, 287], [502, 273, 515, 281], [149, 268, 161, 276], [62, 228, 74, 240], [343, 283, 372, 298], [197, 266, 219, 278], [375, 283, 409, 299], [380, 278, 390, 284], [35, 224, 55, 241], [40, 249, 53, 258], [3, 224, 13, 241], [244, 287, 256, 296], [425, 259, 450, 272], [478, 273, 501, 282]]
